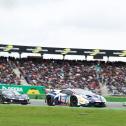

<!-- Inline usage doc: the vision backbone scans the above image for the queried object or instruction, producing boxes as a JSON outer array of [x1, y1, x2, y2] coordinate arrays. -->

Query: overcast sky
[[0, 0, 126, 50]]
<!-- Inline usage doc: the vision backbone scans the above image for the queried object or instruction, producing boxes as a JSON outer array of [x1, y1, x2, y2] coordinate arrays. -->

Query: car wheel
[[46, 95, 54, 106], [54, 97, 60, 105], [101, 103, 106, 107], [0, 97, 4, 104], [94, 102, 106, 107], [70, 96, 78, 107], [21, 103, 28, 105]]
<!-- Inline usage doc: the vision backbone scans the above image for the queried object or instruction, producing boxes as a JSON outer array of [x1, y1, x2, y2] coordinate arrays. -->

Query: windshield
[[12, 90, 20, 95], [2, 90, 20, 96], [72, 89, 94, 95]]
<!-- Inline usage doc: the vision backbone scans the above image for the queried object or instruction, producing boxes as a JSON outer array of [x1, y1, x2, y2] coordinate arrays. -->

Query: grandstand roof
[[0, 44, 126, 59]]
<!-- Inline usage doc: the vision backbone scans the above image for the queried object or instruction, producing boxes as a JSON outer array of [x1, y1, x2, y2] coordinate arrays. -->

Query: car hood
[[5, 94, 29, 100], [15, 94, 29, 99]]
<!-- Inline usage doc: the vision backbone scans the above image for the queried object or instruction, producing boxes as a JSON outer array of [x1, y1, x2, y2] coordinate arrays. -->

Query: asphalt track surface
[[5, 99, 126, 109], [25, 100, 126, 109]]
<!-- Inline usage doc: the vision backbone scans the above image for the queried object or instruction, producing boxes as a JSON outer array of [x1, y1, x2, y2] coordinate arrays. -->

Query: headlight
[[24, 96, 29, 100], [26, 97, 29, 100], [101, 96, 107, 103], [78, 96, 89, 104]]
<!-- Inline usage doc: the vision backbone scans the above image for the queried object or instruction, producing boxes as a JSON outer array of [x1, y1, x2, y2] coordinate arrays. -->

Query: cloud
[[0, 0, 126, 50]]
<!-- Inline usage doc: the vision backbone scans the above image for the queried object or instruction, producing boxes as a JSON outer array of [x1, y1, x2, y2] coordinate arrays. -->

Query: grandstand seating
[[1, 56, 126, 95], [0, 57, 20, 85]]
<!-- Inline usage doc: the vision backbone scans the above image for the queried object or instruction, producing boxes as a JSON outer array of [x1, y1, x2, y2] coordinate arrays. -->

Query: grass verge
[[105, 96, 126, 102], [0, 105, 126, 126]]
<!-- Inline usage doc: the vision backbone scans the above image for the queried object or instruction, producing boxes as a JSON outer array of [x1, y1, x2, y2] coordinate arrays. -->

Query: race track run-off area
[[24, 99, 126, 109], [1, 100, 126, 126]]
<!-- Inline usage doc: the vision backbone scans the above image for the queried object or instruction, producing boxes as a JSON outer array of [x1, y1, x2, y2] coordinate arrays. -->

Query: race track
[[27, 99, 126, 109]]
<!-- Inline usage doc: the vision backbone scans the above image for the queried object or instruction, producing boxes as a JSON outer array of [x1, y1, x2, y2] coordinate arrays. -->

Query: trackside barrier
[[29, 94, 46, 99], [0, 84, 46, 99], [105, 96, 126, 102]]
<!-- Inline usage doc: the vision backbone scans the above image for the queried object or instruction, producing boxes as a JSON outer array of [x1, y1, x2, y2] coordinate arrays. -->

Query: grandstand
[[1, 44, 126, 96]]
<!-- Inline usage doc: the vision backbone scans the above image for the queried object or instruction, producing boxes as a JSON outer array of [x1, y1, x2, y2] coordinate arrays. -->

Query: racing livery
[[45, 89, 106, 107], [0, 89, 30, 105]]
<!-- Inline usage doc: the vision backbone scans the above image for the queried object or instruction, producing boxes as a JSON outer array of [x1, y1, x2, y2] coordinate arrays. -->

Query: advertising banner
[[0, 84, 46, 95]]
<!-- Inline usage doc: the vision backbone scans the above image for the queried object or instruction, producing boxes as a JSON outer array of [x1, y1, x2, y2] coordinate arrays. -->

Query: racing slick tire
[[0, 97, 4, 104], [21, 101, 29, 105], [70, 96, 78, 107], [46, 95, 54, 106], [94, 102, 106, 107]]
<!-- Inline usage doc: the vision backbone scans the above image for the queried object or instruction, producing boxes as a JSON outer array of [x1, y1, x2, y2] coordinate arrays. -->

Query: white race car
[[45, 88, 106, 107]]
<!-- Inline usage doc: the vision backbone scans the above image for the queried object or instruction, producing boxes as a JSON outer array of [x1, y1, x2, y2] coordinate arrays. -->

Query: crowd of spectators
[[99, 62, 126, 95], [1, 56, 126, 95], [0, 57, 20, 84], [17, 58, 126, 95], [17, 58, 101, 93]]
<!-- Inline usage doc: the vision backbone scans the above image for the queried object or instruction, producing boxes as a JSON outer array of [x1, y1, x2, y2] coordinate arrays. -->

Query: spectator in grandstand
[[0, 57, 20, 85], [18, 58, 100, 93], [1, 56, 126, 95]]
